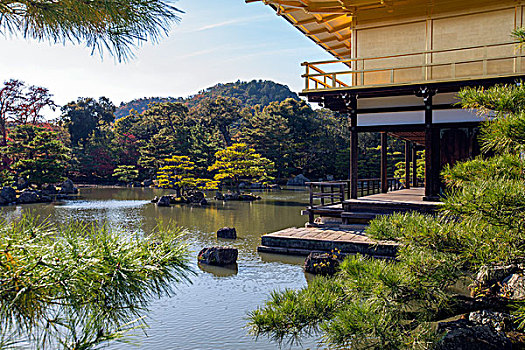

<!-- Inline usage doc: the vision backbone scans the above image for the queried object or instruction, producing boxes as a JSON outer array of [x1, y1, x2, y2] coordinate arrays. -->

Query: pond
[[0, 187, 321, 350]]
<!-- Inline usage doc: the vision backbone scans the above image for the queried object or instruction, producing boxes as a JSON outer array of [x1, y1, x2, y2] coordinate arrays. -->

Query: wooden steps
[[341, 211, 378, 224], [344, 199, 440, 214]]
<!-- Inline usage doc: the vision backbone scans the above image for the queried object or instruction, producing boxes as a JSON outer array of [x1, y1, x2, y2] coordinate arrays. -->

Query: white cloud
[[190, 14, 269, 32]]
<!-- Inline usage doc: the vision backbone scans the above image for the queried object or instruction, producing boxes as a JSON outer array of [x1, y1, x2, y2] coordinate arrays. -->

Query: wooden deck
[[258, 225, 399, 258], [351, 188, 439, 205], [261, 188, 441, 257]]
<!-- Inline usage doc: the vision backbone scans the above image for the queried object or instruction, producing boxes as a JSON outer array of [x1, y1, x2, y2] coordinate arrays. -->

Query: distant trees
[[0, 79, 56, 168], [0, 78, 404, 186], [112, 165, 139, 183], [157, 156, 218, 197], [114, 80, 300, 119], [208, 143, 275, 191], [4, 125, 70, 187]]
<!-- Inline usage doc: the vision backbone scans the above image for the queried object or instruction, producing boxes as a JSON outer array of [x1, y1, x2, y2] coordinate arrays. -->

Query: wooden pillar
[[381, 132, 388, 193], [422, 88, 440, 201], [404, 141, 411, 189], [412, 144, 418, 187], [348, 94, 359, 199]]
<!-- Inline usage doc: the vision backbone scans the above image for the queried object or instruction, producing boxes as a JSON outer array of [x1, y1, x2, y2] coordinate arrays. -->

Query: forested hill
[[115, 97, 183, 119], [185, 80, 300, 108], [115, 80, 300, 119]]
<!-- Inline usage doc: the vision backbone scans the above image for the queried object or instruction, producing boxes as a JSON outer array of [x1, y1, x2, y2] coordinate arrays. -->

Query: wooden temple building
[[248, 0, 525, 211], [247, 0, 525, 256]]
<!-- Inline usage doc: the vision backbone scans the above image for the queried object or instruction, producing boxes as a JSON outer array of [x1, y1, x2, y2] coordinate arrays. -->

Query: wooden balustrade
[[307, 177, 409, 209], [302, 41, 524, 92], [307, 181, 346, 209]]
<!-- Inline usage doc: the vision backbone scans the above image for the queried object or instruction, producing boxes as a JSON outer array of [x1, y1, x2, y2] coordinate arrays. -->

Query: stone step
[[257, 245, 396, 260], [343, 200, 441, 214], [261, 233, 398, 257], [341, 211, 378, 224]]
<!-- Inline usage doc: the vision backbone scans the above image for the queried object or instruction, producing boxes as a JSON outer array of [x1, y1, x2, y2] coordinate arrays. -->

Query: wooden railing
[[307, 177, 406, 208], [358, 177, 404, 196], [302, 41, 524, 91], [307, 181, 346, 209]]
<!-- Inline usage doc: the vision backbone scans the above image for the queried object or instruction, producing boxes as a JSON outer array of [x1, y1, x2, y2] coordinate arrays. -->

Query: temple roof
[[246, 0, 510, 61]]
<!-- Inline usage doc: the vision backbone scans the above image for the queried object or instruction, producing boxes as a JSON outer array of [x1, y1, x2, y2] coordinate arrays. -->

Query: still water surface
[[0, 187, 321, 350]]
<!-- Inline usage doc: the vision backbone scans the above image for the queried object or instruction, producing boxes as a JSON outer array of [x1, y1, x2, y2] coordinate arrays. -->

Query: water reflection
[[198, 262, 239, 277]]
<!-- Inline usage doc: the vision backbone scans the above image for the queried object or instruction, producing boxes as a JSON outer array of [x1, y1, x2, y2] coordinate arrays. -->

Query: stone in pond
[[156, 195, 171, 207], [17, 191, 39, 204], [59, 179, 78, 194], [41, 184, 57, 195], [286, 174, 310, 186], [198, 247, 238, 266], [16, 177, 29, 190], [217, 227, 237, 239], [501, 273, 525, 300], [0, 186, 16, 205], [304, 252, 340, 276], [435, 319, 513, 350]]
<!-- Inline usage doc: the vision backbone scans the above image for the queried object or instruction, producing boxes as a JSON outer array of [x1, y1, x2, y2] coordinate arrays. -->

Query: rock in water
[[238, 193, 261, 201], [17, 191, 39, 204], [217, 227, 237, 239], [304, 252, 340, 276], [501, 273, 525, 300], [468, 310, 515, 333], [156, 196, 171, 207], [0, 186, 16, 205], [286, 174, 310, 186], [59, 179, 78, 194], [198, 247, 238, 266], [41, 184, 57, 196], [436, 319, 513, 350], [16, 177, 29, 190]]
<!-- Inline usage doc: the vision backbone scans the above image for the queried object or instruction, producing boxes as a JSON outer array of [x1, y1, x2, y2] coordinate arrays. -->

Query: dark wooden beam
[[420, 88, 440, 201], [405, 141, 411, 189], [381, 132, 388, 194], [357, 103, 456, 115], [355, 121, 480, 133], [348, 94, 358, 199], [412, 144, 418, 187]]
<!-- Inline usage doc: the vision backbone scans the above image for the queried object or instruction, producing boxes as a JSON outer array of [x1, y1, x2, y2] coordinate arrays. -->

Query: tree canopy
[[114, 80, 300, 119], [4, 124, 70, 186], [208, 143, 275, 190]]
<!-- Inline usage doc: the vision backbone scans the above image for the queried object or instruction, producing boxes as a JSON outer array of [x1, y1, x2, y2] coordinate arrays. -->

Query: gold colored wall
[[354, 4, 524, 86]]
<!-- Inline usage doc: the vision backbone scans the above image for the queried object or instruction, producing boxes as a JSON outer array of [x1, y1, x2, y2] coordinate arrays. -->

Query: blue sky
[[0, 0, 331, 115]]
